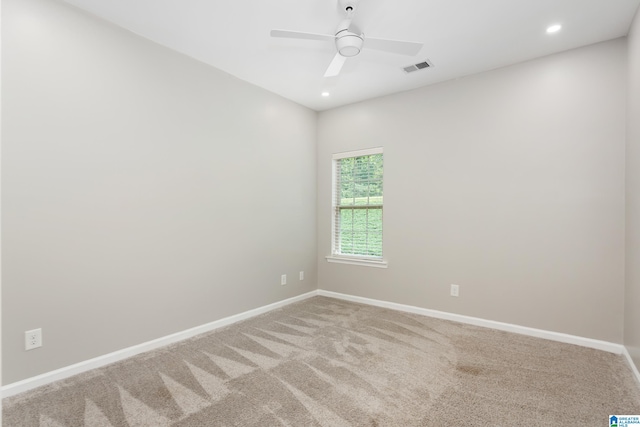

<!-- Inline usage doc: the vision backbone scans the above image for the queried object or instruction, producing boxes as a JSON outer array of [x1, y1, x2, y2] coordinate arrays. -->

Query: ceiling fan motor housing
[[336, 32, 363, 57]]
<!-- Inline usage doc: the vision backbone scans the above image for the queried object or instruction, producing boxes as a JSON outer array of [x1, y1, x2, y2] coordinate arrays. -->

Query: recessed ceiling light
[[322, 92, 330, 97], [546, 24, 562, 34]]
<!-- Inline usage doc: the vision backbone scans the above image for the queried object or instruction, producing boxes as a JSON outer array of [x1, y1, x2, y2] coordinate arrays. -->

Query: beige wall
[[2, 0, 317, 384], [1, 0, 3, 413], [317, 39, 627, 343], [626, 8, 640, 372]]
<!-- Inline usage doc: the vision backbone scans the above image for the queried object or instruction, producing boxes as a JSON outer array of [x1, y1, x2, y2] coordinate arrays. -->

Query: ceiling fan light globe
[[340, 46, 360, 57]]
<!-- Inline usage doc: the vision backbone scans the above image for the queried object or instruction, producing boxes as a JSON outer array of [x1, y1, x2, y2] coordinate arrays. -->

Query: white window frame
[[326, 147, 388, 268]]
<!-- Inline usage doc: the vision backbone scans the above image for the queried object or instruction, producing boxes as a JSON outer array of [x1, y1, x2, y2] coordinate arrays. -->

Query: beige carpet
[[3, 296, 640, 426]]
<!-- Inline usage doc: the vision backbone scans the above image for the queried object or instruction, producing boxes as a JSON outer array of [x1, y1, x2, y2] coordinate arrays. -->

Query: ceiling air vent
[[403, 60, 433, 74]]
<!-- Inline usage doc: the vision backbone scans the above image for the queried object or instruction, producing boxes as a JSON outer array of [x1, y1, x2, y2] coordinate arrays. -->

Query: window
[[327, 147, 387, 268]]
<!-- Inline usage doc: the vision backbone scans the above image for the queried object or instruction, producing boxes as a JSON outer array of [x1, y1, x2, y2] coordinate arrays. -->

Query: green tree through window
[[333, 150, 383, 258]]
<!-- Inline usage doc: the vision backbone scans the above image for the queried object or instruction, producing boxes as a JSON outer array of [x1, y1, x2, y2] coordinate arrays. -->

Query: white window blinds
[[332, 148, 383, 259]]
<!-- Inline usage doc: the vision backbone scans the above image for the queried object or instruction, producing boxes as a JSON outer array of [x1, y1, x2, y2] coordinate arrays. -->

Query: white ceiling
[[61, 0, 640, 111]]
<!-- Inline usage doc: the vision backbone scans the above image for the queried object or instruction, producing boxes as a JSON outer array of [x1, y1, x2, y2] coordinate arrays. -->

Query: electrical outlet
[[281, 274, 287, 286], [450, 284, 459, 297], [299, 271, 304, 281], [451, 285, 460, 297], [25, 328, 42, 351]]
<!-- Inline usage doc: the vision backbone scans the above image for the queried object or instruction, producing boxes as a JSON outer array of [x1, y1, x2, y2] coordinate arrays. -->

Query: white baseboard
[[318, 290, 625, 354], [2, 291, 319, 399], [622, 347, 640, 387]]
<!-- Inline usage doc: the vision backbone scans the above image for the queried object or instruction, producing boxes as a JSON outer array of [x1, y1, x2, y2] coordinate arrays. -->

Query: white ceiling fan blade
[[324, 53, 347, 77], [364, 37, 423, 56], [270, 29, 335, 43]]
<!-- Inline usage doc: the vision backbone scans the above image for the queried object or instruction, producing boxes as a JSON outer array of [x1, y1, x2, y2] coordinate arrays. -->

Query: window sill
[[325, 255, 388, 269]]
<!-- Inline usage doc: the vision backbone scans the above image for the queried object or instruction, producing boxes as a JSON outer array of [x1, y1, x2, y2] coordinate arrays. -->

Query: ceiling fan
[[270, 0, 423, 77]]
